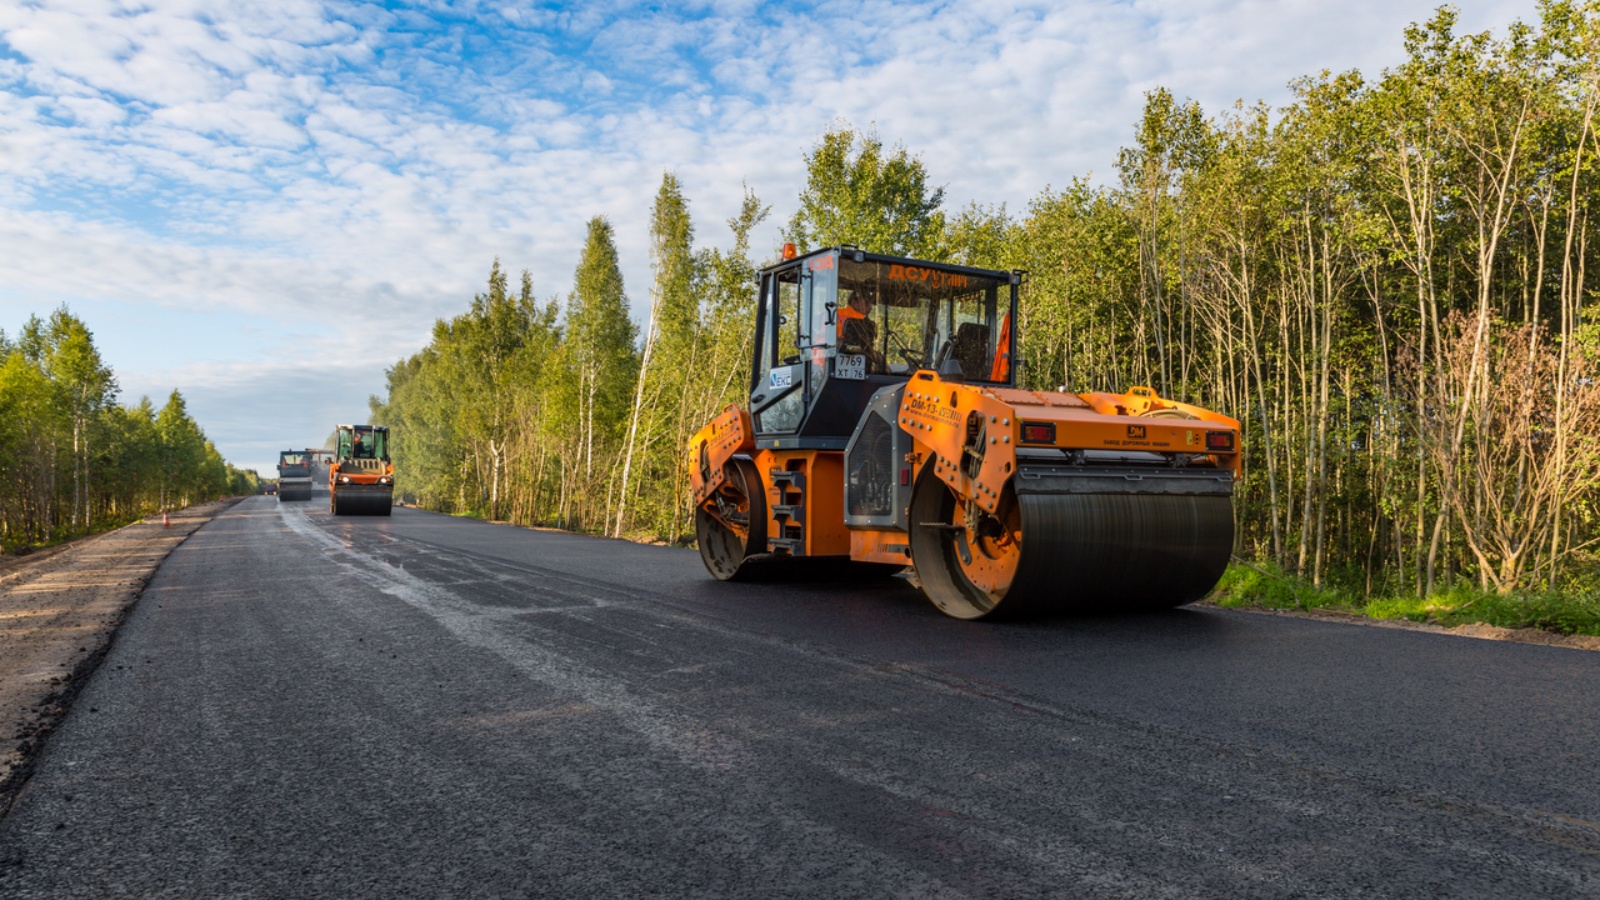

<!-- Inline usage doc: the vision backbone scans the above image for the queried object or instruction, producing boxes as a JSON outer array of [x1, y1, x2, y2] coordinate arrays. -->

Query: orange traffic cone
[[162, 512, 170, 528]]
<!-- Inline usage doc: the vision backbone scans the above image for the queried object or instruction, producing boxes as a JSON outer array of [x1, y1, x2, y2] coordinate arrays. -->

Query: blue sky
[[1, 0, 1530, 477]]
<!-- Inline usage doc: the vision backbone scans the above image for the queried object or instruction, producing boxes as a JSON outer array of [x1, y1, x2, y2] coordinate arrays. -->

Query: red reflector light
[[1206, 431, 1235, 451], [900, 468, 911, 485], [1021, 422, 1056, 443]]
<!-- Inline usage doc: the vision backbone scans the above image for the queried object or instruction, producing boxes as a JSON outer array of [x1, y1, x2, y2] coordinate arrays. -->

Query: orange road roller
[[329, 424, 394, 516], [687, 246, 1240, 619]]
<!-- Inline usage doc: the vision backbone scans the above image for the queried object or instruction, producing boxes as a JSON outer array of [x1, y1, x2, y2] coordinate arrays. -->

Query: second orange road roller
[[687, 246, 1241, 620], [329, 424, 394, 516]]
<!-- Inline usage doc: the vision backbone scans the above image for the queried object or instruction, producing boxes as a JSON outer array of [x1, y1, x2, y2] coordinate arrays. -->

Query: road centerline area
[[2, 497, 1598, 898]]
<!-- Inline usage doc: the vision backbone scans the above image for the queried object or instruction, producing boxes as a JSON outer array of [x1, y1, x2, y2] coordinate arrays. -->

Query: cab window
[[837, 259, 1006, 382]]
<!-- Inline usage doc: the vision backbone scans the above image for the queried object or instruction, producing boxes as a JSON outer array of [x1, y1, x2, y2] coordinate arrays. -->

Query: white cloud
[[0, 0, 1540, 468]]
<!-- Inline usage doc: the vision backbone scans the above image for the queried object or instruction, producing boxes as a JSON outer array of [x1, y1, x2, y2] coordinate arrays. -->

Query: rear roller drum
[[695, 459, 767, 581]]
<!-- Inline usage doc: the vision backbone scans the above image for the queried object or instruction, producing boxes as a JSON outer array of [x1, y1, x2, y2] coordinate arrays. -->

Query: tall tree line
[[376, 1, 1600, 596], [0, 308, 258, 551], [373, 190, 770, 539], [1012, 2, 1600, 594]]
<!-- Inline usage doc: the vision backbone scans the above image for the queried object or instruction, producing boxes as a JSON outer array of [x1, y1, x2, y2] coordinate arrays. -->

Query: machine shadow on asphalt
[[697, 558, 1236, 638]]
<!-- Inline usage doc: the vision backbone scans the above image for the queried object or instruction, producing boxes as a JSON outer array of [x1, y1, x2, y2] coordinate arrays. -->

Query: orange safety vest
[[837, 304, 865, 336], [989, 313, 1012, 381]]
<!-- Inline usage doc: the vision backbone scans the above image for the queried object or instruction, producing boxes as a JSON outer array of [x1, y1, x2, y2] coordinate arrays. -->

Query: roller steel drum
[[695, 459, 766, 581], [909, 464, 1234, 620], [331, 490, 392, 516]]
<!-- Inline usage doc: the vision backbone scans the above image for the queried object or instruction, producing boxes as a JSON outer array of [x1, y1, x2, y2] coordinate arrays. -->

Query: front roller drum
[[908, 468, 1233, 619], [331, 489, 393, 516], [695, 458, 767, 581]]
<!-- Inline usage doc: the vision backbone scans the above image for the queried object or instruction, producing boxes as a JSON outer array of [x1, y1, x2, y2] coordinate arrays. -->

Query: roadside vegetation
[[372, 2, 1600, 632], [0, 309, 258, 554], [1214, 562, 1600, 636]]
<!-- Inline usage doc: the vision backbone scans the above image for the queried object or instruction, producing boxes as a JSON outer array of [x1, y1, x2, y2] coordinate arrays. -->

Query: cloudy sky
[[1, 0, 1531, 476]]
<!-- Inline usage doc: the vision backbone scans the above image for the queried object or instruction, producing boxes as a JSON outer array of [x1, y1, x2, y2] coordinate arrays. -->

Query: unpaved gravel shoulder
[[0, 500, 239, 813]]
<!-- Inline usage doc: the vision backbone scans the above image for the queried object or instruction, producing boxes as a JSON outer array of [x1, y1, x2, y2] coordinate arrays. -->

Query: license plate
[[834, 354, 866, 380]]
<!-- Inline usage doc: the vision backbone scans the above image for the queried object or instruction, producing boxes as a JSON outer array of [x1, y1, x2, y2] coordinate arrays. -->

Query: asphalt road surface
[[2, 496, 1597, 898]]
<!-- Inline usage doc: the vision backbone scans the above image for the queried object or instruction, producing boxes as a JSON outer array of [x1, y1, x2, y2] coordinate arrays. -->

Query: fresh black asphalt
[[1, 496, 1596, 897]]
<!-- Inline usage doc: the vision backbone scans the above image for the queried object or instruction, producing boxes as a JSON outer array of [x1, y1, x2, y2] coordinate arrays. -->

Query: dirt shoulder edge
[[0, 499, 243, 817]]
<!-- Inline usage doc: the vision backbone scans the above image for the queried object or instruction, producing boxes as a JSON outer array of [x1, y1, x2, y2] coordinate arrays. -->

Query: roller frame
[[687, 405, 755, 511]]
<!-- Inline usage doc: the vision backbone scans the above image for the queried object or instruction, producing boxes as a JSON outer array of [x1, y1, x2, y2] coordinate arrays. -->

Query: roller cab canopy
[[336, 424, 389, 462], [748, 247, 1021, 449]]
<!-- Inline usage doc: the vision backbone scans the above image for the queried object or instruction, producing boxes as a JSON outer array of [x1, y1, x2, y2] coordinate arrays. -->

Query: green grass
[[1210, 562, 1600, 637], [1210, 561, 1363, 612]]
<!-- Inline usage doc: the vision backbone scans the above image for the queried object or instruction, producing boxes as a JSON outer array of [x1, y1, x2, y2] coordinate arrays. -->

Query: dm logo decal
[[1127, 425, 1146, 440]]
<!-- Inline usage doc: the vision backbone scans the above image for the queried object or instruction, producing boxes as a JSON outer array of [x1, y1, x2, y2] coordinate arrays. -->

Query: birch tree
[[616, 173, 695, 538]]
